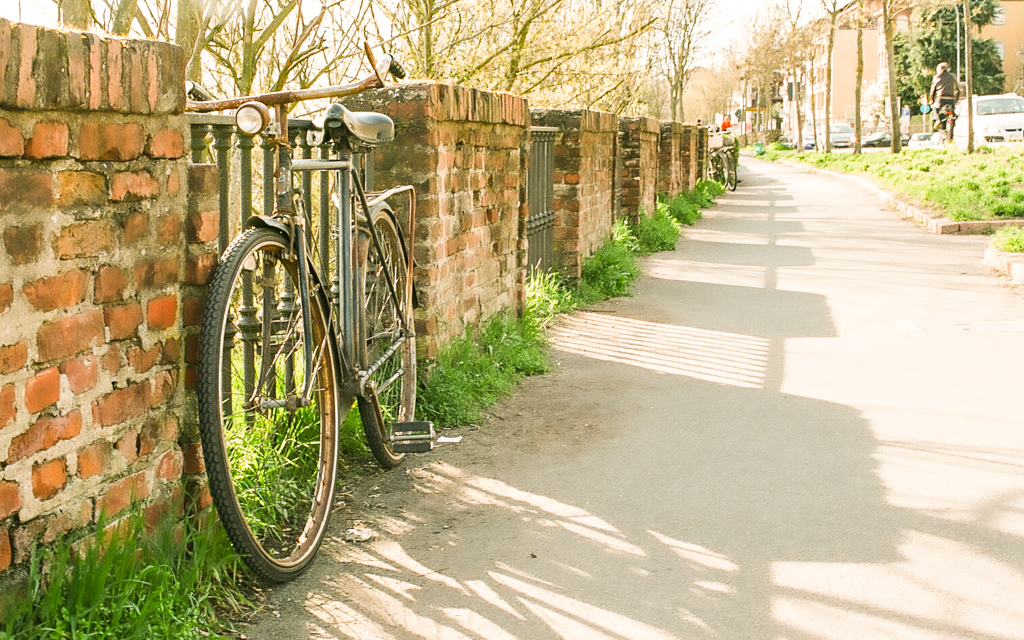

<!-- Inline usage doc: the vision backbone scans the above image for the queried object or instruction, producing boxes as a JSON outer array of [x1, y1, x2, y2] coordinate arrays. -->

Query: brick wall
[[618, 116, 661, 220], [0, 20, 206, 575], [344, 83, 530, 358], [531, 108, 619, 279]]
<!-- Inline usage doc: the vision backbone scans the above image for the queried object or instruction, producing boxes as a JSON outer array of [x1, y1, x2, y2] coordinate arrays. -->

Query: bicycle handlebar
[[185, 43, 406, 113]]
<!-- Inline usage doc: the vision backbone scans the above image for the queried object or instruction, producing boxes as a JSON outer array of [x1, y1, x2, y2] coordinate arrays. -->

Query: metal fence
[[526, 126, 558, 273]]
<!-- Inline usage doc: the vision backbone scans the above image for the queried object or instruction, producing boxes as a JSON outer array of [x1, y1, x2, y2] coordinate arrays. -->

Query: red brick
[[139, 414, 176, 457], [182, 295, 205, 327], [134, 259, 177, 290], [60, 355, 97, 395], [56, 171, 107, 208], [156, 213, 182, 245], [147, 128, 184, 159], [53, 221, 115, 259], [0, 118, 24, 156], [127, 345, 160, 379], [22, 269, 90, 312], [95, 472, 150, 519], [77, 441, 111, 479], [184, 334, 200, 365], [0, 284, 11, 314], [186, 210, 218, 243], [0, 342, 27, 375], [184, 365, 197, 390], [147, 295, 177, 331], [15, 25, 36, 108], [77, 122, 143, 161], [122, 211, 149, 243], [0, 482, 21, 519], [7, 410, 82, 463], [42, 500, 92, 544], [25, 367, 60, 414], [25, 122, 69, 159], [116, 428, 139, 464], [0, 529, 9, 573], [104, 303, 143, 340], [111, 171, 159, 202], [182, 442, 205, 474], [0, 169, 52, 212], [184, 253, 217, 285], [150, 370, 176, 408], [37, 310, 105, 362], [160, 338, 180, 364], [92, 382, 150, 427], [101, 344, 120, 374], [156, 449, 183, 481], [3, 225, 42, 265], [0, 384, 14, 429], [166, 170, 181, 197], [94, 265, 127, 303], [32, 458, 67, 500]]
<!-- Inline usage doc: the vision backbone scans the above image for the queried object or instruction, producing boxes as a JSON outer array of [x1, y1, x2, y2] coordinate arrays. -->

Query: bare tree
[[854, 0, 864, 154], [658, 0, 714, 122], [881, 0, 902, 152], [820, 0, 841, 153]]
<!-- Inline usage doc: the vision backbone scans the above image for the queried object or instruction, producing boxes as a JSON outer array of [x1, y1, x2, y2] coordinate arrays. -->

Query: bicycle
[[708, 138, 737, 192], [186, 44, 435, 582]]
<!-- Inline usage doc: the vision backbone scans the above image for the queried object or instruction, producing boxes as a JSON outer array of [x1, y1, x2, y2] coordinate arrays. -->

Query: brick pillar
[[658, 122, 686, 198], [618, 116, 660, 220]]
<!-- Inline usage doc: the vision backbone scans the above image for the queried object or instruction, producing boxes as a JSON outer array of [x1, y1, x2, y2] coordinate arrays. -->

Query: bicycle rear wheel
[[358, 208, 416, 468], [198, 228, 345, 582], [726, 153, 737, 191]]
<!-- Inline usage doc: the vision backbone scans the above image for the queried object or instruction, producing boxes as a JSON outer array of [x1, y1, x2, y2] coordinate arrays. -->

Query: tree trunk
[[964, 0, 974, 153], [59, 0, 92, 29], [176, 0, 202, 81], [824, 10, 837, 153], [855, 0, 864, 154], [809, 57, 819, 151], [795, 67, 804, 154], [883, 0, 901, 153]]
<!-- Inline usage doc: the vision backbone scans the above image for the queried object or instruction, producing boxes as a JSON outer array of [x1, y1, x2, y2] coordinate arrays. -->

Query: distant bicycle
[[708, 138, 737, 192]]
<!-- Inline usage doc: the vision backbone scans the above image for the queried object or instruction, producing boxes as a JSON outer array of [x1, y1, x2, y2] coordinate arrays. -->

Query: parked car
[[861, 131, 891, 147], [953, 93, 1024, 146], [823, 122, 856, 148], [907, 132, 944, 149]]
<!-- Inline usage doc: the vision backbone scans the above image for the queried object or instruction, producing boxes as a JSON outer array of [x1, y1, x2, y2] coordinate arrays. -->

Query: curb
[[984, 248, 1024, 284], [776, 159, 1024, 236]]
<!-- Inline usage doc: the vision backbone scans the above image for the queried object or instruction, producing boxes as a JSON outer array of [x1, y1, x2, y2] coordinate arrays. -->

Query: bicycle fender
[[244, 215, 291, 238]]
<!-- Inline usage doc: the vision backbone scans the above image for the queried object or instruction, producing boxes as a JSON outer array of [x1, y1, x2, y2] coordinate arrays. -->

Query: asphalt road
[[246, 158, 1024, 640]]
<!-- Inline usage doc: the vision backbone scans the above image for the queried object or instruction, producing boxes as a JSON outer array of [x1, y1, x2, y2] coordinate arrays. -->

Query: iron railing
[[526, 127, 558, 273]]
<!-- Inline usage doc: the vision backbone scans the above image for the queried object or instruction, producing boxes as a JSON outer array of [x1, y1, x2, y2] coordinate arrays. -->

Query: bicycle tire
[[710, 152, 726, 187], [726, 153, 737, 191], [358, 207, 416, 468], [197, 227, 345, 582]]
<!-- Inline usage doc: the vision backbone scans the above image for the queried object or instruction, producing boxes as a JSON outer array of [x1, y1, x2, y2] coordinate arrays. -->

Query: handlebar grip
[[388, 57, 407, 80], [186, 81, 215, 102]]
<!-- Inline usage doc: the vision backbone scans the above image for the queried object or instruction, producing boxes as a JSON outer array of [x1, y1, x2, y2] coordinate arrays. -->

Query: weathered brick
[[139, 414, 176, 457], [147, 128, 184, 159], [186, 209, 218, 243], [0, 384, 14, 429], [25, 367, 60, 414], [116, 428, 139, 464], [100, 344, 120, 374], [182, 295, 205, 327], [134, 258, 177, 290], [147, 295, 177, 331], [0, 284, 11, 314], [160, 338, 180, 364], [126, 344, 161, 374], [77, 441, 111, 479], [60, 355, 98, 394], [182, 442, 205, 474], [37, 310, 104, 362], [150, 370, 176, 408], [0, 169, 52, 212], [77, 122, 144, 161], [122, 211, 149, 243], [53, 221, 115, 259], [7, 410, 82, 463], [106, 40, 124, 112], [184, 253, 217, 285], [156, 449, 183, 481], [111, 171, 159, 202], [0, 342, 27, 375], [22, 269, 90, 312], [57, 171, 107, 208], [188, 164, 219, 195], [94, 472, 150, 519], [0, 118, 24, 156], [94, 265, 128, 303], [156, 213, 182, 246], [0, 482, 21, 519], [25, 122, 69, 159], [0, 528, 9, 573], [15, 24, 37, 109], [92, 382, 150, 427], [42, 500, 92, 544], [104, 303, 143, 341], [3, 224, 42, 265], [32, 458, 67, 501]]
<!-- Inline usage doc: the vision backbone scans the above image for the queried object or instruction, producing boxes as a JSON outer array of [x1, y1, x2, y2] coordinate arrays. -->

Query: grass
[[770, 146, 1024, 222], [991, 225, 1024, 253], [0, 512, 253, 640], [417, 183, 719, 428]]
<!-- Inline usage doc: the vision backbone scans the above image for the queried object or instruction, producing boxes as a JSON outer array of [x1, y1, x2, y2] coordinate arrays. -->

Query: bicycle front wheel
[[197, 228, 345, 582], [358, 208, 416, 468], [711, 152, 726, 187], [726, 154, 737, 191]]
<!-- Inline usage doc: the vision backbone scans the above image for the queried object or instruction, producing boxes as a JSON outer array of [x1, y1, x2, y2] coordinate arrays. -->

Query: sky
[[0, 1, 57, 27]]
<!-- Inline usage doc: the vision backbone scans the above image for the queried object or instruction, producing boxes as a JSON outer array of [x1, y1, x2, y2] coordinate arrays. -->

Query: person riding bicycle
[[929, 62, 960, 134]]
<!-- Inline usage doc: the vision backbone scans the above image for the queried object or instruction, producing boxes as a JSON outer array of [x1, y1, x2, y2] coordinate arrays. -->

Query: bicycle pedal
[[391, 421, 436, 454]]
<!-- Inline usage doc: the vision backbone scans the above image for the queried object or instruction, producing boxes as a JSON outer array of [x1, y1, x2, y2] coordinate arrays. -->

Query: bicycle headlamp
[[235, 101, 271, 136]]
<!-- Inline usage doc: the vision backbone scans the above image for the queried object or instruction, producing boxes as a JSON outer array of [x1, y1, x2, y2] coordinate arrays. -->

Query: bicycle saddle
[[308, 103, 394, 148]]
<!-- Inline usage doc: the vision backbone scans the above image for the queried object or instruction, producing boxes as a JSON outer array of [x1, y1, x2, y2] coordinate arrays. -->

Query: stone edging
[[984, 249, 1024, 284], [777, 159, 1024, 236]]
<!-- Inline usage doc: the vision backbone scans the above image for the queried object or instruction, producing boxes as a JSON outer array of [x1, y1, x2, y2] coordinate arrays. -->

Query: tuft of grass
[[634, 204, 682, 254], [991, 225, 1024, 253], [0, 511, 253, 640]]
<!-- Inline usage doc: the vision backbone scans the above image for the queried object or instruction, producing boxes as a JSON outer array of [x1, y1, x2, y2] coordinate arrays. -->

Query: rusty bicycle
[[187, 44, 434, 582]]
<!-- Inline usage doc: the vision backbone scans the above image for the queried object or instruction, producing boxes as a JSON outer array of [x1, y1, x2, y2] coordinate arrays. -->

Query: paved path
[[248, 158, 1024, 640]]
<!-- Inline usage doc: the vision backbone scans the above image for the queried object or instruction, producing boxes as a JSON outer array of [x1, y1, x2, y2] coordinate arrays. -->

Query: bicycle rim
[[358, 208, 415, 468], [197, 228, 344, 582], [726, 156, 737, 191]]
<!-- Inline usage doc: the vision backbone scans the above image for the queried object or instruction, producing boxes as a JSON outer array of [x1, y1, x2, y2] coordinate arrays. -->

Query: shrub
[[991, 225, 1024, 253], [634, 205, 682, 255]]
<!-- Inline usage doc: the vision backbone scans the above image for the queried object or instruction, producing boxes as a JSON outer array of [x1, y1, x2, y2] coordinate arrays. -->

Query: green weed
[[991, 225, 1024, 253]]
